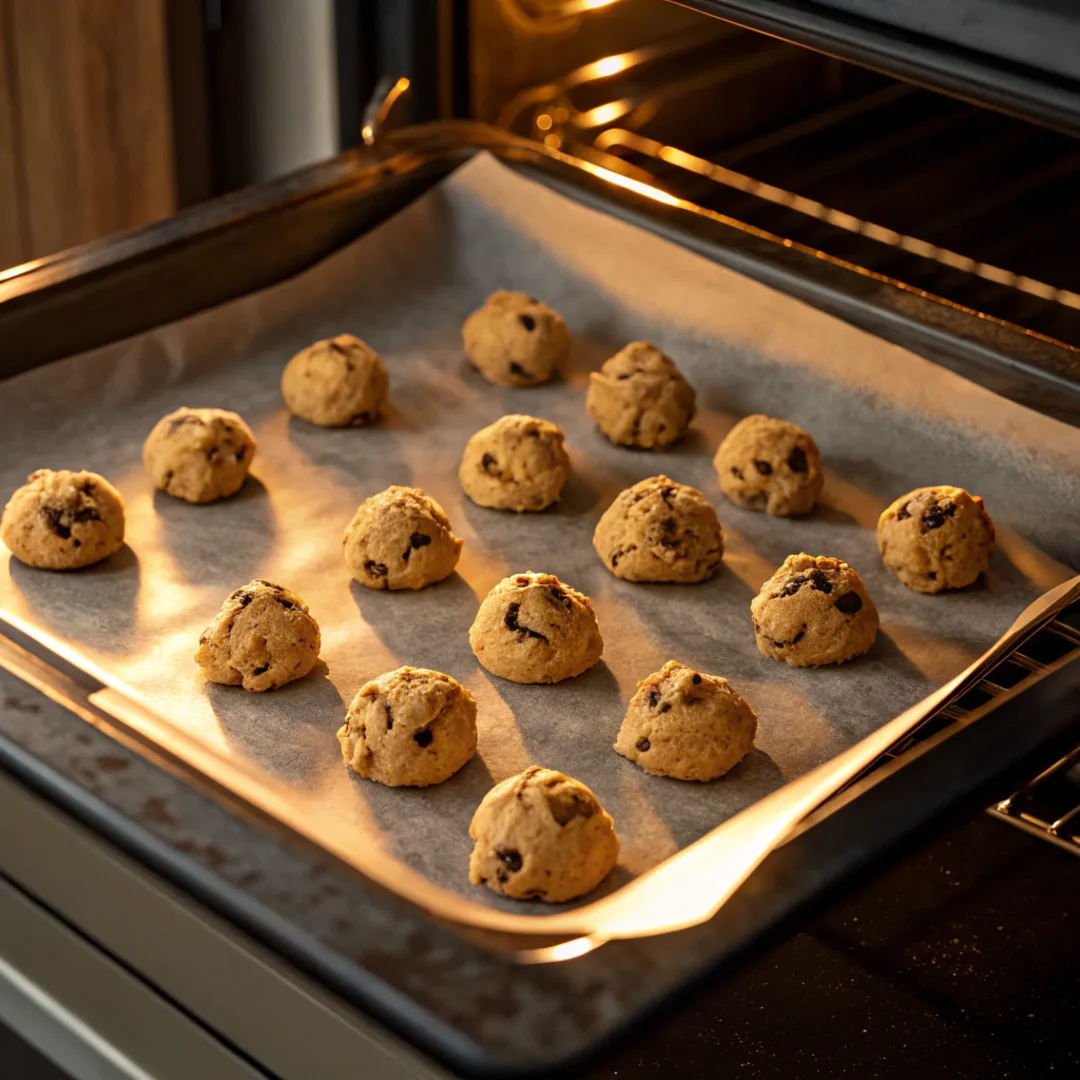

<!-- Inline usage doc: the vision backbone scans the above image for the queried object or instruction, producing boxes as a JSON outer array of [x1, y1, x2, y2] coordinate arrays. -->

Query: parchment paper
[[2, 154, 1079, 914]]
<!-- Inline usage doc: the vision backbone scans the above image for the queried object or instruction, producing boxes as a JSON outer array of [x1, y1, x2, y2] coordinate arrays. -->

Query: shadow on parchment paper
[[207, 660, 345, 784], [150, 476, 277, 585], [284, 419, 416, 494], [348, 574, 480, 676], [7, 544, 141, 653]]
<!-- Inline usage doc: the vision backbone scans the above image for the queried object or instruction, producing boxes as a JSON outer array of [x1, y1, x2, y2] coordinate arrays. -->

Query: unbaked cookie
[[1, 469, 125, 570], [586, 341, 696, 449], [469, 572, 603, 684], [714, 415, 823, 517], [750, 554, 878, 667], [281, 333, 389, 427], [459, 414, 570, 512], [614, 660, 756, 782], [337, 666, 477, 787], [143, 407, 256, 503], [877, 485, 995, 593], [195, 579, 321, 691], [468, 766, 619, 902], [463, 291, 570, 387], [593, 475, 724, 583], [343, 486, 462, 591]]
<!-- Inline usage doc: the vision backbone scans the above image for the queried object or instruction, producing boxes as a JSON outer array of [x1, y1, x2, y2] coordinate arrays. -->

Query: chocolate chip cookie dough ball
[[877, 485, 995, 593], [143, 407, 256, 503], [469, 766, 619, 902], [463, 291, 571, 387], [343, 486, 462, 591], [614, 661, 756, 782], [281, 333, 389, 427], [1, 469, 125, 570], [469, 572, 603, 684], [750, 554, 878, 667], [195, 579, 321, 692], [459, 414, 570, 512], [338, 667, 477, 787], [714, 415, 823, 517], [593, 475, 724, 583], [586, 341, 696, 449]]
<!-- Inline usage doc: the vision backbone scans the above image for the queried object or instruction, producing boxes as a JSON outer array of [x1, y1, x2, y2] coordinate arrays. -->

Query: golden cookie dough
[[714, 414, 823, 517], [877, 485, 995, 593], [463, 291, 570, 387], [750, 554, 878, 667], [614, 660, 757, 782], [469, 572, 603, 684], [337, 666, 477, 787], [593, 475, 724, 583], [468, 766, 619, 902], [143, 407, 256, 503], [281, 333, 389, 427], [586, 341, 696, 449], [195, 579, 321, 691], [1, 469, 125, 570], [459, 414, 570, 512], [343, 486, 462, 591]]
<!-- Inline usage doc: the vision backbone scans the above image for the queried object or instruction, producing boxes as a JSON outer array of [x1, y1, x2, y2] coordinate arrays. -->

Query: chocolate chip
[[648, 688, 660, 708], [509, 362, 528, 378], [896, 503, 911, 521], [276, 597, 295, 610], [414, 729, 434, 748], [233, 589, 254, 607], [780, 575, 807, 598], [504, 602, 548, 642], [548, 586, 573, 612], [351, 411, 372, 425], [610, 548, 623, 567], [402, 532, 431, 563], [692, 674, 702, 685], [548, 791, 596, 826], [787, 446, 808, 473], [481, 452, 499, 475], [72, 505, 100, 523], [922, 501, 958, 531], [754, 460, 773, 476], [73, 539, 81, 547], [616, 373, 631, 380], [80, 482, 96, 496], [517, 314, 536, 332], [660, 487, 675, 506], [41, 507, 70, 539], [235, 446, 246, 461], [384, 701, 393, 730], [835, 591, 862, 615], [252, 664, 270, 676], [636, 737, 651, 752], [808, 569, 832, 594], [730, 467, 744, 480], [660, 702, 671, 713], [164, 470, 174, 485], [496, 847, 523, 872], [792, 628, 805, 644], [364, 560, 388, 579], [927, 571, 937, 581]]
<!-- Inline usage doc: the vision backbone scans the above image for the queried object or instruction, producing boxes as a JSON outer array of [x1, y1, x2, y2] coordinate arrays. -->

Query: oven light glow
[[535, 113, 553, 131], [576, 99, 632, 128]]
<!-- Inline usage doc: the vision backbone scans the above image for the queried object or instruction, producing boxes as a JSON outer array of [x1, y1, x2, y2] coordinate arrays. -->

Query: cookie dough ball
[[459, 414, 570, 512], [1, 469, 125, 570], [463, 291, 570, 387], [750, 554, 878, 667], [143, 407, 256, 503], [195, 579, 321, 691], [714, 415, 823, 517], [343, 486, 462, 591], [468, 766, 618, 902], [469, 572, 603, 684], [586, 341, 696, 449], [614, 660, 756, 781], [337, 667, 477, 787], [593, 475, 724, 583], [281, 333, 389, 427], [877, 485, 995, 593]]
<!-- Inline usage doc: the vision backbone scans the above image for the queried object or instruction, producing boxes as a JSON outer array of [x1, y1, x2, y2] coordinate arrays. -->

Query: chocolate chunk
[[548, 791, 596, 826], [252, 664, 270, 676], [72, 506, 100, 523], [364, 560, 388, 579], [164, 470, 174, 485], [692, 673, 702, 685], [235, 446, 246, 462], [504, 602, 548, 642], [548, 585, 573, 612], [647, 688, 660, 708], [276, 597, 295, 610], [232, 589, 254, 607], [780, 575, 807, 598], [509, 362, 528, 378], [41, 507, 70, 540], [730, 466, 744, 480], [401, 532, 431, 563], [754, 460, 773, 476], [792, 628, 805, 644], [384, 701, 393, 730], [616, 373, 631, 380], [896, 502, 911, 521], [787, 446, 808, 473], [496, 847, 523, 872], [808, 569, 832, 594], [660, 702, 671, 713], [927, 571, 937, 581], [636, 737, 651, 752], [80, 482, 96, 496], [610, 548, 623, 567], [922, 501, 958, 531], [517, 314, 536, 332], [660, 486, 675, 506], [834, 591, 862, 615], [413, 729, 434, 748], [481, 452, 499, 475]]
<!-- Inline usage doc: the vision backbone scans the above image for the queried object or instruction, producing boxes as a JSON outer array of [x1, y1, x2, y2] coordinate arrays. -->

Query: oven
[[1, 2, 1079, 1078]]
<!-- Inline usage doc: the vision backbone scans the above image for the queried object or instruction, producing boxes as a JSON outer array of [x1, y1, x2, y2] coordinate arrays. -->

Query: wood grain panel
[[0, 1, 28, 268], [8, 0, 177, 258]]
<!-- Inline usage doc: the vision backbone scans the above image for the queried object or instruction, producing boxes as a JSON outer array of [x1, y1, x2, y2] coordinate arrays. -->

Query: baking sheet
[[2, 154, 1079, 918]]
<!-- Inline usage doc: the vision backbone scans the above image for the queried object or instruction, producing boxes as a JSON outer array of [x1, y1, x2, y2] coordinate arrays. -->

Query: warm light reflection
[[589, 54, 631, 78], [535, 113, 552, 131], [575, 99, 632, 129]]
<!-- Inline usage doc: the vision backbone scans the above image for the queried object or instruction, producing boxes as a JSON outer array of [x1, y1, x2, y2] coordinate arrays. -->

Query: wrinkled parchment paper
[[2, 155, 1079, 913]]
